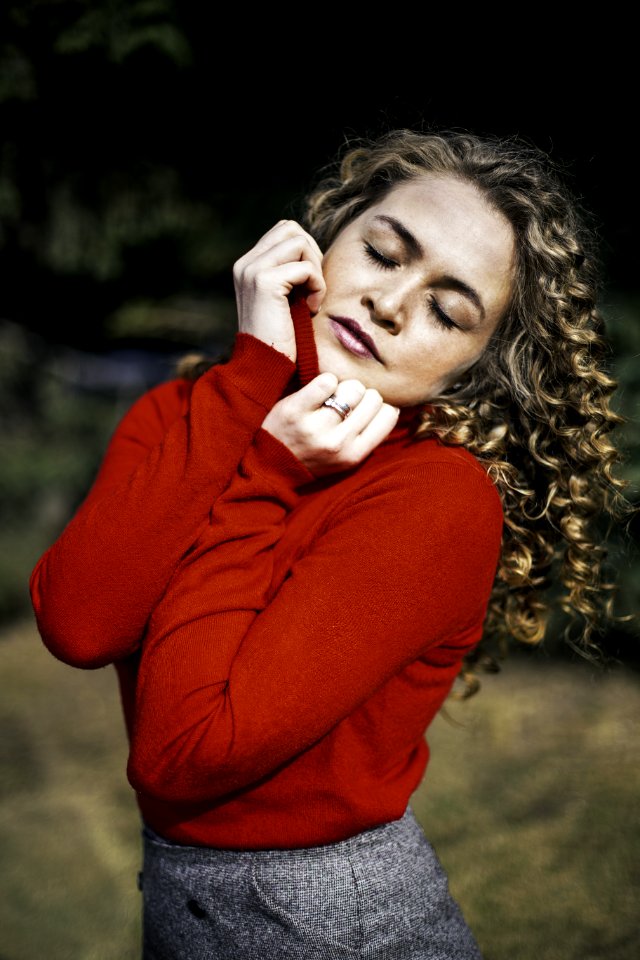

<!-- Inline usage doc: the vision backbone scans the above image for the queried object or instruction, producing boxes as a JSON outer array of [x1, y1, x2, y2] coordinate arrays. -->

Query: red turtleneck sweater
[[30, 298, 503, 849]]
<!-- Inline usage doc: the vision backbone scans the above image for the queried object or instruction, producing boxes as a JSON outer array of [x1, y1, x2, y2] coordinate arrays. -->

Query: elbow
[[30, 573, 135, 668], [29, 564, 102, 668], [127, 690, 251, 803], [32, 605, 125, 669], [127, 749, 212, 804], [38, 624, 116, 670], [127, 740, 244, 805]]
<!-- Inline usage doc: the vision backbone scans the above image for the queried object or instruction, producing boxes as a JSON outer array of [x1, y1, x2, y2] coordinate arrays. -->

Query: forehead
[[360, 174, 516, 283]]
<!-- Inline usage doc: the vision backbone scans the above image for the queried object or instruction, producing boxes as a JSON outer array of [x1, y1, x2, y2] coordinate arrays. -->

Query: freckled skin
[[312, 175, 516, 408]]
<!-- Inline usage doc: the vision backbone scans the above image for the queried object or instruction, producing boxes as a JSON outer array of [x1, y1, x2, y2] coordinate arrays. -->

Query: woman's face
[[312, 174, 516, 407]]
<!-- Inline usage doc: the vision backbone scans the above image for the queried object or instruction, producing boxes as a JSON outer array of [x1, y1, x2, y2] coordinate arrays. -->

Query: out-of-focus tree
[[0, 0, 299, 350], [0, 3, 638, 658]]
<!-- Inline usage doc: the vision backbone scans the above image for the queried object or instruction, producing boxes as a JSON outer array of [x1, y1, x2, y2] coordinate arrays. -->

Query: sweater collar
[[290, 290, 320, 389]]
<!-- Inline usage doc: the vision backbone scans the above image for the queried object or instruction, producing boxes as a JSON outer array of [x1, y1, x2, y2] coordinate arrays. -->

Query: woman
[[29, 128, 631, 959]]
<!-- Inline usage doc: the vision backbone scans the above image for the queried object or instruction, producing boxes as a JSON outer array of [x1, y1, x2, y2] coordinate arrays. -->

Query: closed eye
[[428, 296, 458, 331], [364, 242, 397, 269], [366, 242, 459, 331]]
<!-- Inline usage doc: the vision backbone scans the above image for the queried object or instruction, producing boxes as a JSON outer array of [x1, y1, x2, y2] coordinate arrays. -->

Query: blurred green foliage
[[0, 0, 638, 655], [0, 320, 128, 619], [0, 0, 308, 349], [599, 295, 640, 648]]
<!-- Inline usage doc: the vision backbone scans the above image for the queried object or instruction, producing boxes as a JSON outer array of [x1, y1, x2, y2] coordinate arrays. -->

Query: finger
[[323, 386, 383, 436], [253, 261, 326, 303], [304, 273, 326, 314], [319, 379, 368, 422], [242, 221, 323, 264], [266, 220, 324, 263], [350, 403, 400, 456], [286, 373, 339, 414], [245, 220, 301, 257], [305, 290, 323, 315], [240, 234, 324, 280], [238, 237, 325, 306]]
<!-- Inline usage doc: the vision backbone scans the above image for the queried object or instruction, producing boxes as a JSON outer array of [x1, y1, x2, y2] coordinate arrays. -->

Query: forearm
[[128, 427, 314, 799], [30, 334, 295, 668], [127, 458, 503, 805]]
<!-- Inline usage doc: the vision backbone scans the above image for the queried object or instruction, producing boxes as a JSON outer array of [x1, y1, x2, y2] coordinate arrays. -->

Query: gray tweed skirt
[[139, 806, 482, 959]]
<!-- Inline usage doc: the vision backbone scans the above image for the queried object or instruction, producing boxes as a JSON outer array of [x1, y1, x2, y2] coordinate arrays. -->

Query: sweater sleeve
[[29, 334, 296, 669], [127, 443, 503, 804]]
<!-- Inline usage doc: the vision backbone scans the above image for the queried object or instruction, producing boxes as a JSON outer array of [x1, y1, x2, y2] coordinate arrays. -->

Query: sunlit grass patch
[[1, 620, 639, 960], [413, 657, 640, 960]]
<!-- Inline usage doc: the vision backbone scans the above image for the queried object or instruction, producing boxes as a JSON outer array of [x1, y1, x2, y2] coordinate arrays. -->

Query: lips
[[328, 316, 382, 362]]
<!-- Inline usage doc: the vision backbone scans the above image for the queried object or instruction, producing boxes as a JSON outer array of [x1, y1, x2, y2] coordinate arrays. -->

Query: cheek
[[321, 241, 366, 295], [404, 337, 485, 392], [320, 248, 341, 284], [407, 333, 465, 369], [436, 331, 490, 369], [445, 347, 483, 376]]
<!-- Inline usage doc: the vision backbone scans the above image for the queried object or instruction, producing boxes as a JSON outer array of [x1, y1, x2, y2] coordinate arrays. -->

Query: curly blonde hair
[[302, 127, 633, 691], [180, 128, 634, 691]]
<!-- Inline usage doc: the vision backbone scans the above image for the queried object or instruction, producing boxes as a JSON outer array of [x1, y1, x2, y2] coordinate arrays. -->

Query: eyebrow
[[372, 214, 486, 321]]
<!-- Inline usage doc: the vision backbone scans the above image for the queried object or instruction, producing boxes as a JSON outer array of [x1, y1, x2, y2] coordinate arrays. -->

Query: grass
[[1, 618, 639, 960]]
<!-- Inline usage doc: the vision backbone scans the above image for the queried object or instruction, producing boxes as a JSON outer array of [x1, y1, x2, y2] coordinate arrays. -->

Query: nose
[[362, 274, 418, 333]]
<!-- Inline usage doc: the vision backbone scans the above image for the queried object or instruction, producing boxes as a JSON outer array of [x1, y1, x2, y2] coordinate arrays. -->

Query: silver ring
[[322, 396, 351, 421]]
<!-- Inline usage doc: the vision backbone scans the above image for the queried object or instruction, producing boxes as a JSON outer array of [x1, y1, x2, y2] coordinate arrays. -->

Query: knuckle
[[282, 409, 298, 429], [317, 372, 338, 389], [238, 260, 255, 279], [345, 441, 367, 466], [253, 270, 273, 290], [322, 438, 343, 457], [339, 450, 360, 469]]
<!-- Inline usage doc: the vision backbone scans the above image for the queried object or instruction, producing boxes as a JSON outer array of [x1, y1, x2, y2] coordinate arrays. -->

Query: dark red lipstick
[[328, 316, 382, 362]]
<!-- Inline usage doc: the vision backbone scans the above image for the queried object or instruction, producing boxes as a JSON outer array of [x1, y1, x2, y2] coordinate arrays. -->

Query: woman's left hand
[[261, 373, 400, 477]]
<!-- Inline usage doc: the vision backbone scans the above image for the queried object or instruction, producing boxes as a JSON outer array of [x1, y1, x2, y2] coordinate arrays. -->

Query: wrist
[[215, 333, 296, 409]]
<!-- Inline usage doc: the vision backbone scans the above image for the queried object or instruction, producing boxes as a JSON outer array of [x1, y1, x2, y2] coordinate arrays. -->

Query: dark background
[[2, 3, 638, 352], [1, 8, 640, 958], [1, 2, 639, 641]]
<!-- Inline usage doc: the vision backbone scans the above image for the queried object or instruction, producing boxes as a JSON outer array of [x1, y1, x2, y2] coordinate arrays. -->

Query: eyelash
[[428, 296, 457, 331], [364, 242, 397, 271], [363, 242, 458, 331]]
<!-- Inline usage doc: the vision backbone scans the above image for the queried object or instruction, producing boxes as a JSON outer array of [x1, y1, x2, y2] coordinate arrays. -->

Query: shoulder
[[311, 436, 504, 607], [364, 435, 503, 517], [420, 437, 501, 503], [130, 376, 194, 425], [320, 435, 504, 552], [113, 377, 195, 444], [373, 438, 505, 571]]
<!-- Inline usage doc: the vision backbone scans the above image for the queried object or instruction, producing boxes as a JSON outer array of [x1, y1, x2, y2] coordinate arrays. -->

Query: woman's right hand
[[233, 220, 326, 363], [262, 373, 400, 477]]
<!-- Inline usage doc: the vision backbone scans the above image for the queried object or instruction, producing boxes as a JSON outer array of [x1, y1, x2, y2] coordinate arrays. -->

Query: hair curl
[[302, 128, 634, 693], [180, 128, 635, 694]]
